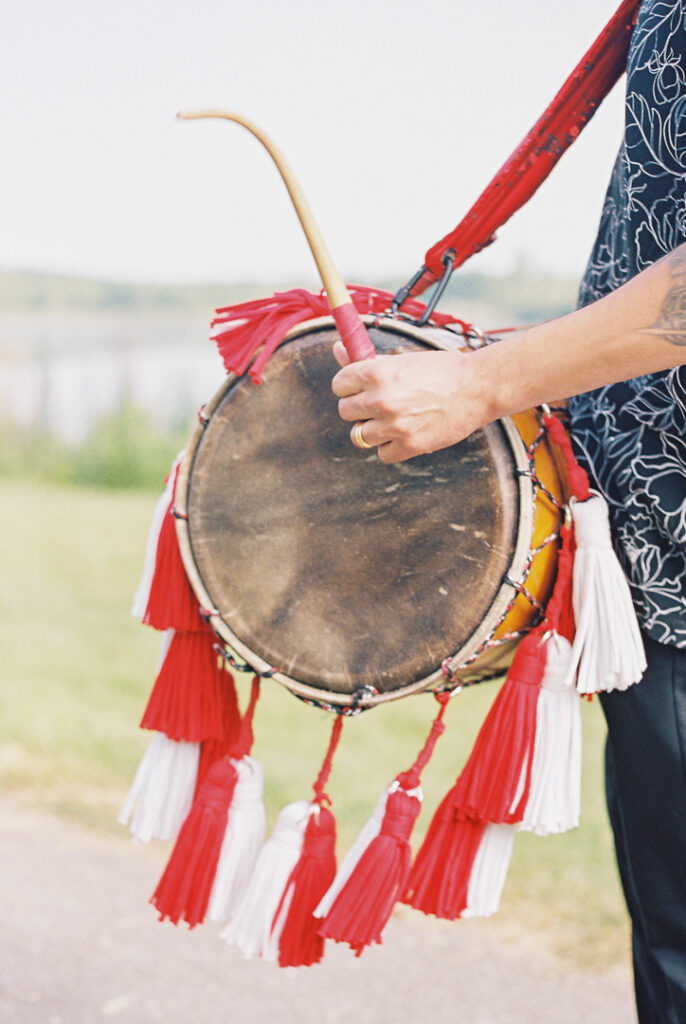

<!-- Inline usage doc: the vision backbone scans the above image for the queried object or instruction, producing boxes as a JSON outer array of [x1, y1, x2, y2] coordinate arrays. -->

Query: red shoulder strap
[[401, 0, 641, 303]]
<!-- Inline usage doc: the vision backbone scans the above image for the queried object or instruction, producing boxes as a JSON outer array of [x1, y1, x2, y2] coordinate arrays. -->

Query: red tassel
[[269, 715, 343, 967], [543, 412, 591, 502], [140, 629, 238, 743], [404, 539, 579, 923], [545, 522, 576, 643], [447, 631, 545, 824], [403, 812, 486, 919], [151, 677, 261, 928], [318, 698, 448, 956], [151, 757, 238, 928], [318, 782, 421, 956], [142, 465, 201, 632], [406, 526, 580, 921], [211, 286, 470, 384], [275, 806, 337, 967], [199, 673, 260, 795], [212, 290, 329, 383], [399, 638, 543, 922], [195, 669, 242, 794]]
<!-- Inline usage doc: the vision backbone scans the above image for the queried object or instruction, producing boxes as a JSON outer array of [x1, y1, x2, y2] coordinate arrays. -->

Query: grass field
[[0, 476, 630, 969]]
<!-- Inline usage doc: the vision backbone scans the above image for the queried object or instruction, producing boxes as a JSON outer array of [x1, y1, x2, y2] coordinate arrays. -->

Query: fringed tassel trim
[[316, 695, 449, 956], [151, 757, 239, 928], [220, 800, 310, 958], [211, 285, 470, 384], [118, 733, 200, 844], [544, 411, 645, 693], [140, 628, 238, 743]]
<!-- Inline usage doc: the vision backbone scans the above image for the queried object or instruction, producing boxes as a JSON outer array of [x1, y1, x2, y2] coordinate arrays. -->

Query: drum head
[[178, 321, 524, 703]]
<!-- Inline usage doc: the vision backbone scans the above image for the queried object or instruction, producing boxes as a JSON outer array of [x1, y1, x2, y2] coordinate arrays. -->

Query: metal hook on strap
[[390, 249, 456, 325]]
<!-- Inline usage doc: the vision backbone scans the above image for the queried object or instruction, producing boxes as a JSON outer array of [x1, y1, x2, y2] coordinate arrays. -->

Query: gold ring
[[351, 421, 373, 450]]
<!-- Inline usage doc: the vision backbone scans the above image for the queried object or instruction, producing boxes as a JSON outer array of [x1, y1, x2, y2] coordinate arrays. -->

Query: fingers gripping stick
[[177, 109, 375, 364]]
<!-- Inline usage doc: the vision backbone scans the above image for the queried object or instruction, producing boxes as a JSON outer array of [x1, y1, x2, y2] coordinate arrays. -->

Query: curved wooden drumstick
[[177, 109, 375, 363]]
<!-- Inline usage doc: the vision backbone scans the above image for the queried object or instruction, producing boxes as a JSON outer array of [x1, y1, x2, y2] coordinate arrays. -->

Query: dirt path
[[0, 801, 637, 1024]]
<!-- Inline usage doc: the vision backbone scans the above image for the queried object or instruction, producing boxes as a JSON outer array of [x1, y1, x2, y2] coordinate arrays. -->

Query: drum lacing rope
[[530, 529, 561, 558], [500, 410, 565, 608], [311, 716, 344, 807], [518, 422, 565, 512], [440, 658, 460, 688], [502, 578, 545, 614], [210, 642, 382, 715], [395, 692, 451, 790], [229, 673, 261, 760], [439, 407, 569, 686], [293, 684, 381, 717], [213, 642, 279, 679]]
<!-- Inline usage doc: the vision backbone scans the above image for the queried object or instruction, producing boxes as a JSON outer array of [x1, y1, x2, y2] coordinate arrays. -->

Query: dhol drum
[[174, 314, 566, 709]]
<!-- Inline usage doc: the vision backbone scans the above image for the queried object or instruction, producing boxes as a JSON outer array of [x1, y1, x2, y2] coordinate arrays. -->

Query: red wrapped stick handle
[[331, 302, 375, 362]]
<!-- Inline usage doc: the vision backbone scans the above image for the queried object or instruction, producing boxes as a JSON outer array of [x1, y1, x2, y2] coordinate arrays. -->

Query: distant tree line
[[0, 269, 578, 324]]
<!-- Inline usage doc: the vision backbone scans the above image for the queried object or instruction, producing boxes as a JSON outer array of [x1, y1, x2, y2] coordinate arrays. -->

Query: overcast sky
[[3, 0, 627, 288]]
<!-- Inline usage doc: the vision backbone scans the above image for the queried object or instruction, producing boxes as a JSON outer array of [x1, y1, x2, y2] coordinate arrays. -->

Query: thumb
[[332, 340, 351, 368]]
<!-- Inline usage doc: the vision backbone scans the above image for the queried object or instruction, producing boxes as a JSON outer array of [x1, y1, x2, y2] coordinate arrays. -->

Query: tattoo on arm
[[641, 247, 686, 346]]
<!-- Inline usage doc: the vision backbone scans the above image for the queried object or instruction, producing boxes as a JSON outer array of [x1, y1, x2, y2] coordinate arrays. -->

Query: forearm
[[332, 243, 686, 462], [484, 242, 686, 421]]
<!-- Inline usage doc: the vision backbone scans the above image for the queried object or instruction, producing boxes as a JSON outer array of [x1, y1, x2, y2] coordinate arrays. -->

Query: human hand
[[331, 340, 496, 463]]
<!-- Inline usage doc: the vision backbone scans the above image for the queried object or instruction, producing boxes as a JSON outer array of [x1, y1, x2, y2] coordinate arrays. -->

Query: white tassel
[[207, 757, 267, 923], [521, 635, 582, 835], [461, 637, 581, 919], [131, 452, 183, 620], [462, 823, 515, 918], [220, 800, 309, 959], [118, 732, 199, 843], [265, 806, 317, 951], [313, 785, 389, 920], [568, 494, 646, 693]]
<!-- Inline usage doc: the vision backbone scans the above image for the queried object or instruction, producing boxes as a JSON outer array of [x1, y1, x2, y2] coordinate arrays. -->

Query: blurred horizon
[[0, 264, 579, 449], [0, 262, 581, 473]]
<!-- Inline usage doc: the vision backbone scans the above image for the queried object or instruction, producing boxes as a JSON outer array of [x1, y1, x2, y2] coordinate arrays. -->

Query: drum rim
[[175, 315, 535, 708]]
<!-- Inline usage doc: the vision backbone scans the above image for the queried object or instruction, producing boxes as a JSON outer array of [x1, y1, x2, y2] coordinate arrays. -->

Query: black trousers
[[601, 634, 686, 1024]]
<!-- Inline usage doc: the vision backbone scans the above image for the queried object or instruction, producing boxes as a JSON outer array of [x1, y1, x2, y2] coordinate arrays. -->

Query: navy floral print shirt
[[568, 0, 686, 646]]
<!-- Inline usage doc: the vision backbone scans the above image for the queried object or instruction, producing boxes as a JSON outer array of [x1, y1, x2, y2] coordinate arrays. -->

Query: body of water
[[0, 312, 225, 444]]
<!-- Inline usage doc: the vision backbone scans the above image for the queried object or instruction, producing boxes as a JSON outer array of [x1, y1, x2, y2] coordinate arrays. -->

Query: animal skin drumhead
[[183, 324, 519, 697]]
